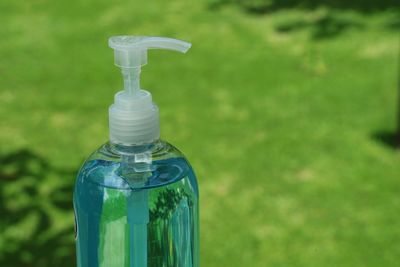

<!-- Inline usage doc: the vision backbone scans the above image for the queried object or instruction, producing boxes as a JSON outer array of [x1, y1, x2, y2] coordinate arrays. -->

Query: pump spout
[[138, 37, 191, 53], [109, 36, 191, 96], [109, 36, 191, 68]]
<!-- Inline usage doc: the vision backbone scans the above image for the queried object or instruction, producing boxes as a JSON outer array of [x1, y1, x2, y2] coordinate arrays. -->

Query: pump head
[[108, 36, 191, 145]]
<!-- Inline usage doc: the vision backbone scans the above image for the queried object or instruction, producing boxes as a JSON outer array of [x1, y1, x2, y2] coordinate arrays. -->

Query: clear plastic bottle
[[74, 140, 199, 267], [73, 36, 199, 267]]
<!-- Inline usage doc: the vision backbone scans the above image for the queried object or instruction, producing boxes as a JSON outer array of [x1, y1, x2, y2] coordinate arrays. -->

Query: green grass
[[0, 0, 399, 266]]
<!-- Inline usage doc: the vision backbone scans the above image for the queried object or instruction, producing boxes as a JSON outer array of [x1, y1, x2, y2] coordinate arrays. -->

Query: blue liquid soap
[[74, 141, 199, 267], [73, 36, 199, 267]]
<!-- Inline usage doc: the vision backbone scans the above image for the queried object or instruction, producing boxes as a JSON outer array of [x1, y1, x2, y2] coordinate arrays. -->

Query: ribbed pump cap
[[108, 36, 191, 145]]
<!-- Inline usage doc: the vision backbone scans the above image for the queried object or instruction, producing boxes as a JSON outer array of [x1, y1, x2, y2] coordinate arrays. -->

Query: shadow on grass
[[210, 0, 400, 14], [371, 131, 400, 150], [0, 150, 76, 267], [274, 12, 365, 39], [209, 0, 400, 39]]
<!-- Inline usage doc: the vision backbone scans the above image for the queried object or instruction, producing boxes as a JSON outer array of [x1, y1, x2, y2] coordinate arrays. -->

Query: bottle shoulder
[[77, 140, 197, 191]]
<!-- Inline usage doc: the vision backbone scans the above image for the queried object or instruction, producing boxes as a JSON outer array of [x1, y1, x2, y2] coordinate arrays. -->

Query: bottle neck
[[108, 140, 161, 175], [109, 139, 161, 155]]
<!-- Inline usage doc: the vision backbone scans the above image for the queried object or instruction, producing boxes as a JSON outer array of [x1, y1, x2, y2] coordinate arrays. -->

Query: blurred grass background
[[0, 0, 399, 266]]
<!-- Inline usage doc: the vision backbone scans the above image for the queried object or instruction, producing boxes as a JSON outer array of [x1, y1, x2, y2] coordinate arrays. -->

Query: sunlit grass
[[0, 0, 399, 266]]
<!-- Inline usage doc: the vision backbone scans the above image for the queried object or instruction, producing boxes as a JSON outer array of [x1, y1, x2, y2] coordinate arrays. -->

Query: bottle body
[[73, 140, 199, 267]]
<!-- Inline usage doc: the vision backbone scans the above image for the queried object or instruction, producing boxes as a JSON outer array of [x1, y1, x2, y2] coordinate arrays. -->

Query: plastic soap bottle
[[73, 36, 199, 267]]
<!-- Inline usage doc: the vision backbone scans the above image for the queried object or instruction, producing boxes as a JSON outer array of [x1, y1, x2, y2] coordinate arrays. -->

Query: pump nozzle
[[109, 36, 191, 68], [109, 36, 191, 96], [108, 36, 191, 145]]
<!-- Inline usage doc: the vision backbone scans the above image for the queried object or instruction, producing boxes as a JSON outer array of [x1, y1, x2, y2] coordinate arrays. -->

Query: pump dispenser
[[74, 36, 199, 267], [108, 36, 191, 145]]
